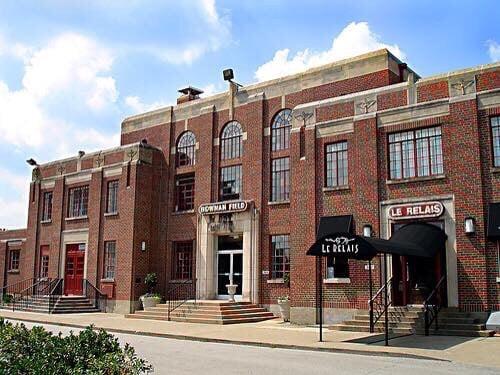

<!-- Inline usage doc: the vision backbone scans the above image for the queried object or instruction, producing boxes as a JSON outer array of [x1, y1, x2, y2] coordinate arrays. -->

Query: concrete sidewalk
[[1, 310, 499, 369]]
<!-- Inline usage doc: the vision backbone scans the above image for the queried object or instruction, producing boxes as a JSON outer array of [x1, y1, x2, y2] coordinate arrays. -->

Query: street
[[5, 320, 499, 375]]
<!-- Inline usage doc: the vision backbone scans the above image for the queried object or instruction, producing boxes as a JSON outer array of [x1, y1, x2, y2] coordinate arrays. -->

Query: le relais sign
[[389, 201, 444, 220], [199, 201, 248, 215]]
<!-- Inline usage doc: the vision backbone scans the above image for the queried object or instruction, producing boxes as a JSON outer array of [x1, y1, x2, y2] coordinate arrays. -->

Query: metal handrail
[[167, 279, 196, 321], [369, 276, 393, 333], [83, 279, 107, 312], [424, 275, 446, 336], [12, 278, 52, 312], [48, 279, 63, 313], [1, 278, 36, 307]]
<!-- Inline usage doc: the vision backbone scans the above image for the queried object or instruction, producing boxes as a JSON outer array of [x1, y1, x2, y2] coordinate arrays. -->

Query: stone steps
[[2, 295, 101, 314], [126, 300, 276, 324]]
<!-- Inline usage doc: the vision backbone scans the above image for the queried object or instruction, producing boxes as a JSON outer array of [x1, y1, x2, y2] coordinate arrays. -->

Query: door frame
[[216, 249, 243, 300], [64, 244, 86, 295]]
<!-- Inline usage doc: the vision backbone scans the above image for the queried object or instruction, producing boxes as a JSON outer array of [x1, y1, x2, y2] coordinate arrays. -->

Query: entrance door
[[64, 244, 85, 295], [216, 235, 243, 298], [391, 221, 446, 305]]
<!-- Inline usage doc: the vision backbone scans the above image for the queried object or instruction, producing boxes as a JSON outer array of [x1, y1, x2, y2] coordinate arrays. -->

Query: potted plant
[[140, 273, 160, 309], [277, 295, 290, 322]]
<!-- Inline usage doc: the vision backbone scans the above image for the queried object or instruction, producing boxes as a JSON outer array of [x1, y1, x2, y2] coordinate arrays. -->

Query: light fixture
[[26, 158, 38, 166], [78, 150, 85, 158], [223, 68, 234, 81], [363, 224, 373, 237], [464, 217, 476, 235], [141, 241, 147, 252]]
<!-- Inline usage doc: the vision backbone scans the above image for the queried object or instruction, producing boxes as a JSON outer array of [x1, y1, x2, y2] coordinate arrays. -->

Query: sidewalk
[[1, 310, 499, 368]]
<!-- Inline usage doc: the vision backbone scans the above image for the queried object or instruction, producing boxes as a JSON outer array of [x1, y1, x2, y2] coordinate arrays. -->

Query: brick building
[[1, 49, 499, 325]]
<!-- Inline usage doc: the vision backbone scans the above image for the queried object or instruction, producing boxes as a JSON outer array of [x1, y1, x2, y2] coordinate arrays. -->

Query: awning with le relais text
[[307, 221, 447, 259]]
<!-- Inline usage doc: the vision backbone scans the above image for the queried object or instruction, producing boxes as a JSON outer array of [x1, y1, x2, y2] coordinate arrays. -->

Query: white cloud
[[22, 33, 117, 109], [255, 22, 405, 82], [125, 95, 171, 114], [0, 32, 118, 148], [487, 40, 500, 62], [0, 168, 30, 229]]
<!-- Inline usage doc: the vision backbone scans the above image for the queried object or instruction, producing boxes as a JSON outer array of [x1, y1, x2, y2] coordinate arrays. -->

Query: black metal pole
[[384, 253, 389, 346], [319, 257, 323, 342], [368, 259, 373, 333]]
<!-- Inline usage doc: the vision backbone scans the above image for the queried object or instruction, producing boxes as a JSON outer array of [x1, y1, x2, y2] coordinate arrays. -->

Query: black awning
[[388, 222, 447, 258], [307, 222, 446, 259], [487, 203, 500, 239], [316, 215, 353, 240]]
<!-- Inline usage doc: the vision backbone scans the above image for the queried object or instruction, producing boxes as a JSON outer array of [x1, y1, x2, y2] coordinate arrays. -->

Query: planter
[[226, 284, 238, 302], [277, 299, 290, 322], [140, 295, 158, 309]]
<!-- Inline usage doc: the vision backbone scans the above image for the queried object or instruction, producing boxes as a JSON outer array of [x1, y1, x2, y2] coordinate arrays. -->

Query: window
[[41, 191, 53, 221], [104, 241, 116, 280], [271, 157, 290, 202], [389, 126, 443, 180], [326, 257, 349, 279], [67, 186, 89, 218], [325, 141, 348, 187], [39, 246, 49, 278], [175, 174, 195, 211], [271, 235, 290, 279], [220, 165, 242, 201], [106, 180, 119, 214], [271, 109, 292, 151], [221, 121, 242, 160], [8, 249, 20, 271], [176, 131, 196, 167], [173, 241, 193, 280], [492, 116, 500, 167]]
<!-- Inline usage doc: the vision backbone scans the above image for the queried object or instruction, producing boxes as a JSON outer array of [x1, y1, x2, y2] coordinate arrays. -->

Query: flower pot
[[277, 299, 290, 322], [140, 296, 158, 309], [226, 284, 238, 302]]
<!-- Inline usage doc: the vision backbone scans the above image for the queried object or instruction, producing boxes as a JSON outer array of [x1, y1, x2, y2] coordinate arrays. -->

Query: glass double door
[[217, 250, 243, 297]]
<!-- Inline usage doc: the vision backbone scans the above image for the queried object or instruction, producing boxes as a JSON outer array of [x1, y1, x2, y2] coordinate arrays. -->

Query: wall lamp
[[464, 217, 476, 235], [363, 224, 373, 238], [26, 158, 38, 166], [141, 241, 147, 252]]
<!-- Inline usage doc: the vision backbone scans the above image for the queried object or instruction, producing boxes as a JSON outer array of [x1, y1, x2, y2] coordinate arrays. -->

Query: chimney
[[177, 86, 204, 105]]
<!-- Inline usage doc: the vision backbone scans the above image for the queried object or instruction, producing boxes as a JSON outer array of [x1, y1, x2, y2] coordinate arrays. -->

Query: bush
[[144, 273, 158, 295], [0, 319, 153, 374]]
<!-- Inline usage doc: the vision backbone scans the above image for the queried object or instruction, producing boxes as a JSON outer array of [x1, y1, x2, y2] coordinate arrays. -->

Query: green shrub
[[2, 294, 13, 304], [144, 273, 158, 294], [0, 319, 153, 374]]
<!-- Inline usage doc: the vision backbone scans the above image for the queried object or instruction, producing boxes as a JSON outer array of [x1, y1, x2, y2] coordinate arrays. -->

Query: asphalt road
[[6, 320, 499, 375]]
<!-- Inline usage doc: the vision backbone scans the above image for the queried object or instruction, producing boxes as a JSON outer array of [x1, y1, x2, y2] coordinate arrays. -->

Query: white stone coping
[[323, 278, 351, 284], [266, 279, 284, 284], [0, 238, 26, 244], [497, 277, 500, 283], [323, 185, 349, 192], [65, 216, 88, 222], [386, 174, 446, 185], [104, 212, 119, 217]]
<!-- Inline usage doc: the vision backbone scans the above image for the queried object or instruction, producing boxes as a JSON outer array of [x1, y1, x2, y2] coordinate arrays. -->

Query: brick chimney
[[177, 86, 204, 105]]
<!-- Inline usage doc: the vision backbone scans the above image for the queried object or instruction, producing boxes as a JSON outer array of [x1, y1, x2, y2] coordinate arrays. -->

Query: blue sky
[[0, 0, 498, 228]]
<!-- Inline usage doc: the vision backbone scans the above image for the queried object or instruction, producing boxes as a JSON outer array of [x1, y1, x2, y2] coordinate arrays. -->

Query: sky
[[0, 0, 499, 229]]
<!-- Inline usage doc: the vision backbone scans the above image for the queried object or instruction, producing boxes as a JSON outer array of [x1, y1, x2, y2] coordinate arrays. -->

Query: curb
[[2, 316, 448, 362]]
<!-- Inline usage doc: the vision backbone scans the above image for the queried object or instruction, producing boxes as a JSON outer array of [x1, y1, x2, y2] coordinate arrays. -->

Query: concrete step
[[415, 322, 486, 331], [329, 324, 412, 335], [354, 314, 421, 323], [343, 320, 415, 329], [415, 328, 495, 337], [170, 311, 275, 320]]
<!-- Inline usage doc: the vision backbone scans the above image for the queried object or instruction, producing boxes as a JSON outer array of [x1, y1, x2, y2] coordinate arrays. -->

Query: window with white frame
[[491, 116, 500, 167], [325, 141, 348, 187], [104, 241, 116, 280], [221, 121, 243, 160], [8, 249, 20, 271], [271, 109, 292, 151], [42, 191, 53, 221], [271, 235, 290, 279], [106, 180, 119, 214], [67, 186, 89, 218], [271, 157, 290, 202]]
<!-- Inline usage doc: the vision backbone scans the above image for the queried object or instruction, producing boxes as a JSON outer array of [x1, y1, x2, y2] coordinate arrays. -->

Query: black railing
[[167, 279, 196, 321], [1, 278, 36, 308], [48, 279, 64, 313], [12, 278, 54, 312], [424, 275, 446, 336], [83, 279, 107, 312], [369, 276, 393, 333]]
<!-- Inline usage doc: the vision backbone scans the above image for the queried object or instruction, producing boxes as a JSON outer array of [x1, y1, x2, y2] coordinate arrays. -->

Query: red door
[[64, 244, 85, 295]]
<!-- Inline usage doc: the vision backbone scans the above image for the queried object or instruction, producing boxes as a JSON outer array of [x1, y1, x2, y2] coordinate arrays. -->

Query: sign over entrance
[[306, 232, 377, 260], [199, 200, 248, 215], [388, 201, 444, 220]]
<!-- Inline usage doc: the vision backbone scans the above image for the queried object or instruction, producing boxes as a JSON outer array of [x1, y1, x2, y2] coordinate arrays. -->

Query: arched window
[[176, 131, 196, 167], [221, 121, 242, 160], [271, 109, 292, 151]]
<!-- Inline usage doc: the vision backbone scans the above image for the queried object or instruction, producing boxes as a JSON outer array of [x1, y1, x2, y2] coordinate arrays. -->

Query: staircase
[[7, 295, 101, 314], [126, 300, 276, 324], [415, 308, 494, 337], [330, 306, 495, 337], [329, 306, 423, 335]]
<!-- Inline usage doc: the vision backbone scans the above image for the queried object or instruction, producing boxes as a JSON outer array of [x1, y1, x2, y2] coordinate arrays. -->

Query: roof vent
[[177, 86, 204, 105]]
